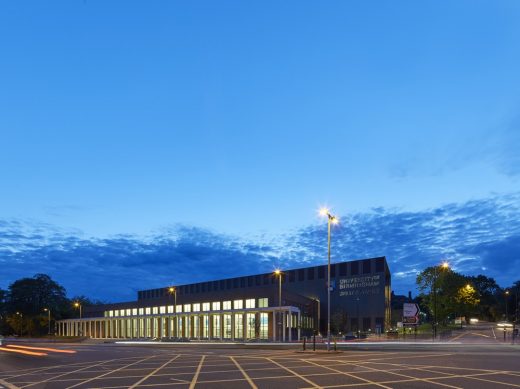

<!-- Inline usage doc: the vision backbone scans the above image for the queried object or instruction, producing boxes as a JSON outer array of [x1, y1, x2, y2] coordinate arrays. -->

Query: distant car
[[496, 321, 513, 328], [469, 318, 479, 324]]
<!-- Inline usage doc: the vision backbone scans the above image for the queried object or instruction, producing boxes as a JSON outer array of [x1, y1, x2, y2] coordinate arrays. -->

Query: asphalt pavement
[[1, 339, 519, 389]]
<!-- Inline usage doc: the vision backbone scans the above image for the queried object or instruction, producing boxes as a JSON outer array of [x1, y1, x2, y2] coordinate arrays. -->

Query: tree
[[455, 284, 480, 321], [416, 266, 471, 325], [4, 274, 70, 336]]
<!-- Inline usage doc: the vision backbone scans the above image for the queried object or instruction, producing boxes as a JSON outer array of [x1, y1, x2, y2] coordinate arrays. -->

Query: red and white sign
[[403, 303, 420, 325]]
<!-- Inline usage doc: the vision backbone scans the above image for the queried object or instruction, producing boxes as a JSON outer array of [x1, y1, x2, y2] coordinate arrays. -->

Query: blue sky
[[1, 1, 519, 301]]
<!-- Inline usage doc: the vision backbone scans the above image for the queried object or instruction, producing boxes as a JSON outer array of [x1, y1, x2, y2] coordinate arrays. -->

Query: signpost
[[403, 303, 420, 325]]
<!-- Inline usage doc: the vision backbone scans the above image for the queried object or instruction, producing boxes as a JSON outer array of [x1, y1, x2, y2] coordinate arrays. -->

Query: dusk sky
[[1, 1, 519, 301]]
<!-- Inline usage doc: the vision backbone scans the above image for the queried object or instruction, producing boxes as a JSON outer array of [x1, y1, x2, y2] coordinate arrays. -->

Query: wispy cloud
[[1, 192, 519, 301]]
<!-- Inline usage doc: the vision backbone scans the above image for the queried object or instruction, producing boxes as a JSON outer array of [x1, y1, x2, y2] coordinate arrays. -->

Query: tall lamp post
[[505, 290, 510, 321], [274, 269, 283, 342], [43, 308, 51, 335], [320, 207, 338, 352], [168, 286, 177, 337], [74, 302, 82, 319], [432, 261, 450, 341], [16, 312, 23, 337]]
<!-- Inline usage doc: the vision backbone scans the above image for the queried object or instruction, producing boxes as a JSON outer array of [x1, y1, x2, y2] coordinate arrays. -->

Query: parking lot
[[1, 342, 520, 388]]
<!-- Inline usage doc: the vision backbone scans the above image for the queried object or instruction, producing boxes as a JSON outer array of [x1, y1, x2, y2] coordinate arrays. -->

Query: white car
[[469, 318, 479, 324]]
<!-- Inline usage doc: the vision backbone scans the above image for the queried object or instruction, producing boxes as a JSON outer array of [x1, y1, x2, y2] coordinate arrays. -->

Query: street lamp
[[432, 261, 450, 341], [320, 207, 339, 352], [505, 290, 510, 322], [43, 308, 51, 335], [74, 302, 82, 319], [168, 286, 177, 337], [16, 312, 23, 337], [274, 269, 282, 342]]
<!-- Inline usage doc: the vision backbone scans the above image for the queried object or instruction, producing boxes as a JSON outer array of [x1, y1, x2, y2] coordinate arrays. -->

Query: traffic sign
[[403, 303, 419, 317], [403, 303, 420, 326]]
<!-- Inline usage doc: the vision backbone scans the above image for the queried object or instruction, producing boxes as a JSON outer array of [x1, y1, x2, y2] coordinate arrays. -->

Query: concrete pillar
[[282, 313, 286, 342], [272, 311, 276, 341], [231, 314, 235, 341], [288, 312, 292, 342], [297, 311, 301, 341]]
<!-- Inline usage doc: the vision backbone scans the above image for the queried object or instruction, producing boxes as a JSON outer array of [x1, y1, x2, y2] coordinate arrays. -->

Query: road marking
[[0, 379, 20, 389], [267, 357, 323, 389], [189, 355, 206, 389], [229, 356, 258, 389], [301, 358, 391, 389], [128, 354, 181, 389], [345, 360, 462, 389], [465, 374, 520, 387], [66, 355, 156, 388], [19, 356, 138, 388]]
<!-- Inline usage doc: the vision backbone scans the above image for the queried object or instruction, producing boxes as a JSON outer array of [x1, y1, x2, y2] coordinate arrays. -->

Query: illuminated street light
[[432, 261, 450, 341], [16, 312, 23, 337], [74, 302, 82, 319], [505, 290, 510, 321], [167, 286, 177, 337], [320, 207, 338, 352], [43, 308, 51, 335], [274, 269, 282, 342]]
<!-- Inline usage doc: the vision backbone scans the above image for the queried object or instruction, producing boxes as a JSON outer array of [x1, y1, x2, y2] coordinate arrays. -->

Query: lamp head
[[274, 269, 281, 275], [441, 261, 449, 269], [319, 208, 329, 216]]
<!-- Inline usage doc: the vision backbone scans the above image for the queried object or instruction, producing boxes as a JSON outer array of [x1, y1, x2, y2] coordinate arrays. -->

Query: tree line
[[0, 274, 103, 336], [411, 266, 519, 325]]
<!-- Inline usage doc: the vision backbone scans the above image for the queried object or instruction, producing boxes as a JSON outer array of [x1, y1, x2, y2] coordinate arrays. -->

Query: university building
[[56, 256, 391, 341]]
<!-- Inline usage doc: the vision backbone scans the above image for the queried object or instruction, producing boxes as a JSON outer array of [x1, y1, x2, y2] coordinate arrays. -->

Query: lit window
[[167, 305, 174, 313], [160, 306, 166, 314], [132, 308, 137, 316], [193, 303, 200, 312], [212, 302, 221, 311], [114, 310, 120, 317], [233, 300, 243, 309], [202, 302, 210, 311], [152, 307, 158, 314], [176, 305, 182, 313], [223, 301, 231, 310], [126, 309, 131, 316], [145, 307, 151, 315], [184, 304, 191, 312], [245, 299, 255, 309], [258, 298, 268, 308], [138, 308, 144, 315], [109, 310, 114, 317]]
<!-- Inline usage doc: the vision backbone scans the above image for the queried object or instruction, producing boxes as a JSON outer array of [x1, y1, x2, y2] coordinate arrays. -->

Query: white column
[[297, 311, 301, 341], [282, 313, 286, 342], [288, 312, 292, 342], [272, 311, 276, 342]]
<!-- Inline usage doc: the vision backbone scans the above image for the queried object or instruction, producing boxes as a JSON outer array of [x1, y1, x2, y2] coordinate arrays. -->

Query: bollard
[[313, 334, 316, 351], [303, 337, 306, 351], [333, 338, 337, 351]]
